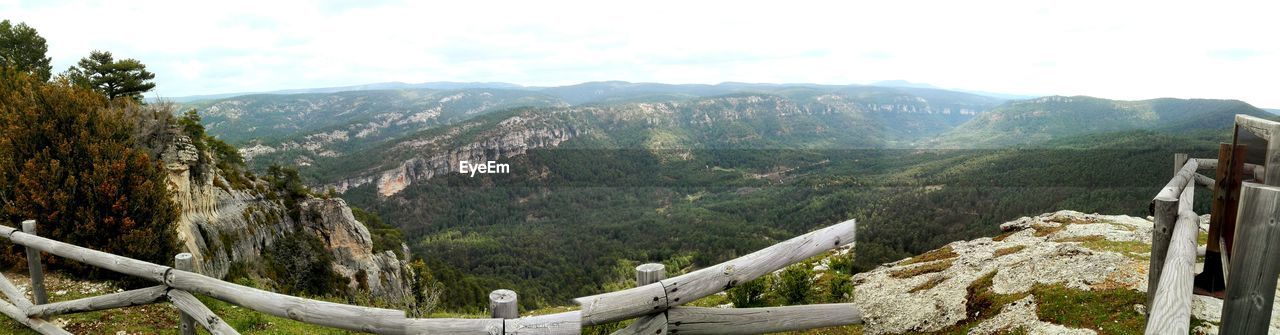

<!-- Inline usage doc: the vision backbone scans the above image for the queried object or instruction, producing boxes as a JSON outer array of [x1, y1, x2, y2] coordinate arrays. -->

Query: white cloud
[[3, 0, 1278, 106]]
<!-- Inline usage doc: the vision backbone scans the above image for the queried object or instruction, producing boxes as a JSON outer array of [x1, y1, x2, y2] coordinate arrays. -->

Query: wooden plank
[[167, 289, 240, 335], [504, 311, 581, 335], [666, 304, 862, 335], [176, 253, 197, 335], [490, 289, 518, 319], [23, 220, 47, 305], [1194, 158, 1265, 178], [1268, 121, 1280, 185], [1220, 182, 1280, 334], [0, 272, 32, 310], [0, 223, 170, 282], [576, 219, 856, 326], [1237, 114, 1276, 141], [405, 318, 502, 335], [0, 295, 70, 335], [26, 285, 167, 318], [167, 270, 407, 334], [1143, 209, 1199, 334], [1194, 173, 1214, 187]]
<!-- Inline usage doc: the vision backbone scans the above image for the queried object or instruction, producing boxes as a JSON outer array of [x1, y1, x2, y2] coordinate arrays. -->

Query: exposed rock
[[297, 198, 410, 301], [160, 131, 413, 303], [851, 210, 1280, 334]]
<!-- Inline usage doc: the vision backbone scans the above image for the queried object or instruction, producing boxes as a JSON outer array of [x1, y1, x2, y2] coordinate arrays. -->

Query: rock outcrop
[[850, 210, 1280, 334], [297, 198, 411, 302], [160, 131, 413, 303]]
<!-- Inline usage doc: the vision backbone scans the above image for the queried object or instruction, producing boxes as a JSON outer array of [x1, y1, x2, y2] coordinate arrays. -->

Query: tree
[[0, 68, 178, 277], [64, 50, 155, 102], [0, 20, 52, 82]]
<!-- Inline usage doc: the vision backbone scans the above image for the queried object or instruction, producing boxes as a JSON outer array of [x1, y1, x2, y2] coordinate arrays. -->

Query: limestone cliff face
[[297, 198, 411, 302], [848, 210, 1280, 335], [160, 131, 413, 302]]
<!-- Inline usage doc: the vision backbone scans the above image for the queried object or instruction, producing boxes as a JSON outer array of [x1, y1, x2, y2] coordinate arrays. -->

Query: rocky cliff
[[159, 130, 413, 303], [848, 210, 1280, 334]]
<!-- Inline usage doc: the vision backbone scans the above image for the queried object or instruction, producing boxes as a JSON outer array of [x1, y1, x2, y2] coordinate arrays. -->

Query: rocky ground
[[850, 210, 1280, 334]]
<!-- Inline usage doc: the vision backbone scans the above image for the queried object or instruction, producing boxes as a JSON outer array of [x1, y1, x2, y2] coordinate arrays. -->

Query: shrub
[[727, 275, 770, 307], [0, 68, 178, 280], [776, 263, 814, 305], [264, 232, 345, 296]]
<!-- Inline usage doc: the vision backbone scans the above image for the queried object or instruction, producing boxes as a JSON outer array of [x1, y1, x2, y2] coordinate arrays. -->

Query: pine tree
[[0, 20, 52, 82], [64, 50, 156, 102]]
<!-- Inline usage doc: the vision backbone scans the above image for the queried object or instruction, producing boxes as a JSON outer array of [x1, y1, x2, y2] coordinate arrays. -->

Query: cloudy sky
[[3, 0, 1278, 107]]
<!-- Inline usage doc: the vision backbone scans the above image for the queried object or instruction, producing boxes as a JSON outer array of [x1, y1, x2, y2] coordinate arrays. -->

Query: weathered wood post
[[489, 289, 518, 319], [611, 263, 670, 335], [636, 263, 665, 286], [1147, 195, 1179, 316], [1220, 182, 1280, 334], [1174, 153, 1188, 176], [175, 253, 197, 335], [22, 220, 47, 305]]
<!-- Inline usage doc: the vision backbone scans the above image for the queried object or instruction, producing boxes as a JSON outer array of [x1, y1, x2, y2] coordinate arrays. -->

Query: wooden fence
[[1145, 114, 1280, 334], [0, 216, 860, 334], [577, 219, 861, 334]]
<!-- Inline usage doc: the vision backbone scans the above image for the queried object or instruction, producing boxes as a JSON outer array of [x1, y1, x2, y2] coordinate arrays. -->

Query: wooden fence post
[[1220, 182, 1280, 334], [1174, 153, 1188, 175], [22, 220, 46, 305], [490, 289, 518, 319], [175, 253, 196, 335], [612, 264, 670, 335], [1147, 197, 1178, 317], [636, 263, 665, 286]]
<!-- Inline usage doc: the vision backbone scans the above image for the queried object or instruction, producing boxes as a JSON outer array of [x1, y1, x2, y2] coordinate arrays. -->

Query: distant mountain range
[[183, 79, 1275, 307], [165, 80, 1035, 103]]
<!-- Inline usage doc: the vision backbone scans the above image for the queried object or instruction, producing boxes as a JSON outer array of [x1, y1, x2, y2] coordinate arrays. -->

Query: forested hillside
[[932, 96, 1268, 147]]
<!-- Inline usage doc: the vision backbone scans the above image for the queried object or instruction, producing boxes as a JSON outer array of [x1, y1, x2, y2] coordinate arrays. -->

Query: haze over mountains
[[177, 80, 1270, 308]]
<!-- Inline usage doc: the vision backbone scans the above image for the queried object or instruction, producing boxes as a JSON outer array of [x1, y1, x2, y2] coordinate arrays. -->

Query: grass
[[1052, 235, 1148, 256], [906, 271, 1027, 335], [1033, 283, 1146, 334], [901, 246, 958, 266], [890, 259, 954, 279], [993, 245, 1026, 258], [1032, 225, 1064, 237], [909, 274, 948, 293], [992, 230, 1017, 242]]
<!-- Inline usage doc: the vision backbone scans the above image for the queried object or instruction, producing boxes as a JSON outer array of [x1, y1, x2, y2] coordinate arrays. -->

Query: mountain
[[188, 88, 567, 170], [931, 96, 1271, 148], [1265, 108, 1280, 115], [162, 81, 526, 103]]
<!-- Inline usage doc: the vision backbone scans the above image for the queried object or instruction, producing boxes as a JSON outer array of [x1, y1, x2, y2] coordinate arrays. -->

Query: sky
[[2, 0, 1278, 107]]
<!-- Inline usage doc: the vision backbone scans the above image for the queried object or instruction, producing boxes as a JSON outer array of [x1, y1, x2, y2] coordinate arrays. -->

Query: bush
[[727, 275, 770, 307], [776, 263, 814, 305], [0, 68, 178, 280], [264, 232, 345, 296]]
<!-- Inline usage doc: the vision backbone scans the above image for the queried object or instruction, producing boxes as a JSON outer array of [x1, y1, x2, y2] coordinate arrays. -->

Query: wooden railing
[[0, 217, 860, 334], [1145, 114, 1280, 334], [576, 219, 861, 335]]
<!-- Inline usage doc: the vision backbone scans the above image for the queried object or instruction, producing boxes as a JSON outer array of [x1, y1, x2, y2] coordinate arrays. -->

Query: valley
[[186, 82, 1271, 310]]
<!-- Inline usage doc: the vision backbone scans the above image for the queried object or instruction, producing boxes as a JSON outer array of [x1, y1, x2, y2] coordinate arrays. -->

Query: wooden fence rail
[[579, 219, 861, 334], [0, 207, 861, 334]]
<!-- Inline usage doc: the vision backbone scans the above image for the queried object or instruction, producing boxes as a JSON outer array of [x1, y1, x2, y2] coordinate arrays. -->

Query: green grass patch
[[1033, 283, 1145, 334], [901, 246, 958, 266], [890, 259, 954, 279], [993, 245, 1026, 258], [909, 274, 948, 293], [906, 271, 1028, 335]]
